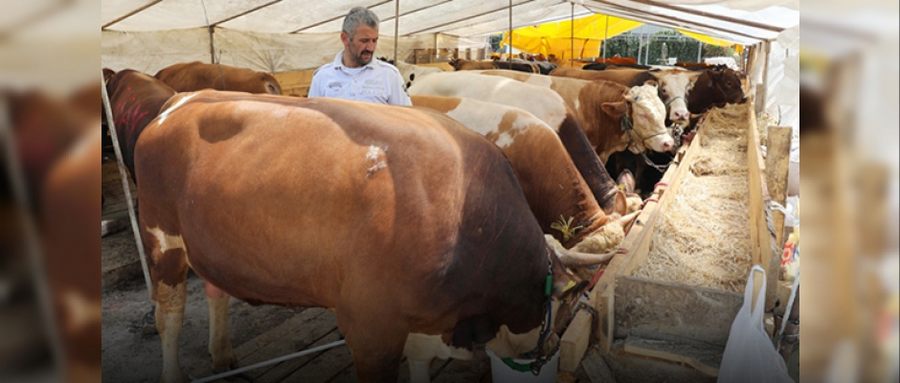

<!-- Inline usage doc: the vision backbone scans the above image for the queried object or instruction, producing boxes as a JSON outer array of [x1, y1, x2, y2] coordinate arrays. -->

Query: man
[[308, 7, 411, 106]]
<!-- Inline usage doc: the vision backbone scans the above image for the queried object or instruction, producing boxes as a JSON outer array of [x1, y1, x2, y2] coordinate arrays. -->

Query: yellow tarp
[[500, 14, 746, 59], [500, 14, 642, 60], [677, 29, 744, 54]]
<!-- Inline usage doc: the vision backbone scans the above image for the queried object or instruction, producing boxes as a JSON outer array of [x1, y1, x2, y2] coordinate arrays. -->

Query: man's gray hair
[[342, 7, 379, 37]]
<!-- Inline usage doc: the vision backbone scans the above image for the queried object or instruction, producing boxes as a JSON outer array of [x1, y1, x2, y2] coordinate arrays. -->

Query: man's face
[[341, 24, 378, 67]]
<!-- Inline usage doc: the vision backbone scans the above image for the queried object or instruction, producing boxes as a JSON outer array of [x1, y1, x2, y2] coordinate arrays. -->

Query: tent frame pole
[[696, 39, 702, 62], [570, 1, 574, 66], [208, 26, 216, 64], [393, 0, 399, 63], [508, 0, 512, 61], [100, 72, 155, 303], [602, 14, 609, 58]]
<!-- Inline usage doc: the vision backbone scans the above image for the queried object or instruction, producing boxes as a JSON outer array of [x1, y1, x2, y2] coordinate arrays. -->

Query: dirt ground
[[101, 229, 305, 382]]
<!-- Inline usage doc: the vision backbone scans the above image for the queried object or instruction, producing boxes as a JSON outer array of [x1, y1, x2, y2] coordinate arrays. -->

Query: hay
[[633, 104, 753, 292]]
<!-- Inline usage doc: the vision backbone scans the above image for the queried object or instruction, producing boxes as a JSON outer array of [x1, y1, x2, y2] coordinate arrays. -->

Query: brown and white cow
[[393, 60, 443, 89], [550, 66, 700, 127], [407, 71, 625, 215], [412, 95, 633, 253], [105, 69, 176, 180], [154, 61, 282, 95], [478, 70, 674, 162], [136, 91, 591, 382]]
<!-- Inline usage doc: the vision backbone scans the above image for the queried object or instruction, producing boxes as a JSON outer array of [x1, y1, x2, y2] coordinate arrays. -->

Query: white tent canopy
[[101, 0, 797, 71], [100, 0, 798, 128]]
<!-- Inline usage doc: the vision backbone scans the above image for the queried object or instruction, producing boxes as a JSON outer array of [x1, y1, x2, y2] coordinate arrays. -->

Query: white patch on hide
[[446, 98, 504, 136], [147, 226, 186, 254], [157, 93, 196, 126], [61, 290, 100, 333], [407, 72, 567, 133], [365, 145, 388, 177], [524, 73, 553, 88], [404, 333, 473, 361]]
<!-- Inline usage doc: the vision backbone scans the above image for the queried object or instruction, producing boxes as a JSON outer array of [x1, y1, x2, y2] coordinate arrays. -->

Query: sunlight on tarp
[[500, 13, 641, 60]]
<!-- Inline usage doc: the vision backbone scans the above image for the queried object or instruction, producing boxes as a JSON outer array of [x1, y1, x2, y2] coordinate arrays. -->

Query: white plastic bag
[[718, 265, 794, 383]]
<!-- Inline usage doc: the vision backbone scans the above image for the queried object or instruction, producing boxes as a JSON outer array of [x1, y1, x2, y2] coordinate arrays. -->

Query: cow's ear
[[643, 79, 659, 88], [602, 101, 628, 118]]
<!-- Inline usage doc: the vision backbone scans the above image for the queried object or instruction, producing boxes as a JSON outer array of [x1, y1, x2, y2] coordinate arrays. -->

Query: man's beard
[[355, 50, 373, 66]]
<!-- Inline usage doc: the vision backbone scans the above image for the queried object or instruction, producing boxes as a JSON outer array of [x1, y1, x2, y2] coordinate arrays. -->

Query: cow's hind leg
[[205, 282, 236, 371], [336, 298, 409, 382], [146, 227, 190, 383], [155, 275, 188, 383]]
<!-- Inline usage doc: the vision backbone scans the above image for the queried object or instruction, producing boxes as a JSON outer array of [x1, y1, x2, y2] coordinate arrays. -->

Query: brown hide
[[136, 91, 571, 381], [688, 67, 746, 114], [4, 90, 93, 202], [406, 71, 623, 216], [411, 95, 609, 247], [550, 66, 647, 85], [480, 70, 635, 161], [105, 69, 176, 179], [450, 58, 495, 71], [154, 61, 283, 95], [41, 129, 102, 382]]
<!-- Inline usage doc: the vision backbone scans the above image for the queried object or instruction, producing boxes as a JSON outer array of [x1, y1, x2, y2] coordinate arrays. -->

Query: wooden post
[[765, 127, 793, 252]]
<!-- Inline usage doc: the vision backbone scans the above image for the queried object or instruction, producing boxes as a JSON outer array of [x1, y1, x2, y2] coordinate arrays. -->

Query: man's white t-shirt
[[308, 51, 411, 106]]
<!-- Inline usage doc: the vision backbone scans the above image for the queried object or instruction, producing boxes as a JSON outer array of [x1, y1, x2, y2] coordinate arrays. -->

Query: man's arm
[[387, 71, 411, 106], [308, 70, 324, 98]]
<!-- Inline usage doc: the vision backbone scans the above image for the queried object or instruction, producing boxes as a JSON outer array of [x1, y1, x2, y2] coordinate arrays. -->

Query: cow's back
[[550, 66, 645, 86], [155, 62, 282, 95], [135, 91, 547, 330]]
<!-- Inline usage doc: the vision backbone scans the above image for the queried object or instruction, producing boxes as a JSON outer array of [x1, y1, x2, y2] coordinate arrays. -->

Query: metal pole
[[570, 1, 574, 66], [101, 71, 155, 302], [393, 0, 399, 63], [192, 340, 347, 383], [696, 40, 702, 62], [208, 26, 216, 64], [636, 34, 642, 64], [644, 35, 651, 65], [508, 0, 512, 61], [602, 14, 609, 59]]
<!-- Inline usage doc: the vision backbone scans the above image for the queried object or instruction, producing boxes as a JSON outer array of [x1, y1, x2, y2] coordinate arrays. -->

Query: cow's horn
[[556, 247, 625, 267], [616, 211, 641, 227]]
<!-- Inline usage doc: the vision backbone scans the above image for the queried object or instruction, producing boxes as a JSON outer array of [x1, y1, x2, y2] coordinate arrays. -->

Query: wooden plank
[[559, 310, 591, 372], [559, 130, 696, 369], [240, 309, 339, 381], [232, 307, 325, 364], [745, 105, 778, 310], [603, 341, 716, 383], [622, 337, 720, 377], [272, 69, 316, 97], [580, 346, 616, 383], [765, 126, 793, 250], [614, 276, 741, 346], [277, 330, 353, 383]]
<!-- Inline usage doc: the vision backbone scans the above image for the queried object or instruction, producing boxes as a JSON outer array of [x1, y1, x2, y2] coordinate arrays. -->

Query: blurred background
[[1, 0, 100, 382], [1, 0, 897, 382]]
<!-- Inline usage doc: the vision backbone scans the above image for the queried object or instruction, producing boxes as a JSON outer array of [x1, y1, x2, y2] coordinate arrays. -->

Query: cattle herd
[[98, 58, 745, 382]]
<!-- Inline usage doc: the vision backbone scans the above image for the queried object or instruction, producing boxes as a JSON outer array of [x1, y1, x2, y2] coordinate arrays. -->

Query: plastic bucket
[[486, 347, 559, 383]]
